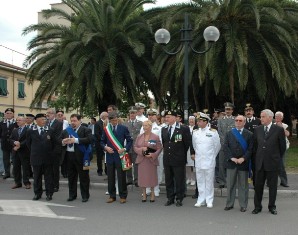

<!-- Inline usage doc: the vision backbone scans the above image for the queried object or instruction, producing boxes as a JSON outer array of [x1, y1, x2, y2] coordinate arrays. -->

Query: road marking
[[0, 200, 85, 220]]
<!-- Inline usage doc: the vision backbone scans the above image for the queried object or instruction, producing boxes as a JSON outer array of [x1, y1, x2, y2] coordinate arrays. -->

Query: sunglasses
[[235, 120, 243, 122]]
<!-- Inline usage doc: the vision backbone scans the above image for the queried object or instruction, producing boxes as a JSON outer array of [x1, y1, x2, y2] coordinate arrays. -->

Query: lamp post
[[155, 13, 220, 124]]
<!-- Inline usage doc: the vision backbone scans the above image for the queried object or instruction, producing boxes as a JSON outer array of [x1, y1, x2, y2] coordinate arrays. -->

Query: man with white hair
[[252, 109, 286, 215], [274, 111, 290, 187]]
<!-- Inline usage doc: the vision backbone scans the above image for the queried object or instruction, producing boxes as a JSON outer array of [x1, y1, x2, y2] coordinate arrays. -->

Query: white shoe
[[186, 179, 191, 184], [190, 180, 196, 186], [154, 192, 160, 197], [194, 202, 206, 207], [207, 204, 213, 208], [105, 191, 109, 195]]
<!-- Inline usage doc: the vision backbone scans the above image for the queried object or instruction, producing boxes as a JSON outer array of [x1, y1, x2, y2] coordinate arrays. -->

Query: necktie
[[7, 120, 11, 128], [248, 118, 251, 123], [264, 126, 268, 137], [113, 125, 116, 135], [238, 129, 241, 134], [131, 121, 134, 127], [40, 127, 44, 136], [18, 127, 22, 136], [168, 126, 172, 139]]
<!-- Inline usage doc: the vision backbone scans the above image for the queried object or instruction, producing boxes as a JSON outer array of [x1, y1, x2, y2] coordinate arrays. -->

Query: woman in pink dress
[[134, 120, 162, 202]]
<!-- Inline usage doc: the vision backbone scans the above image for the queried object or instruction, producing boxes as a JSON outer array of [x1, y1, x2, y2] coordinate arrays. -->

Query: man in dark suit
[[161, 110, 192, 207], [223, 115, 253, 212], [252, 109, 286, 215], [26, 113, 58, 201], [0, 108, 18, 179], [62, 114, 92, 202], [123, 106, 142, 186], [94, 111, 108, 176], [46, 108, 63, 192], [244, 104, 261, 133], [100, 111, 132, 204], [9, 116, 31, 189]]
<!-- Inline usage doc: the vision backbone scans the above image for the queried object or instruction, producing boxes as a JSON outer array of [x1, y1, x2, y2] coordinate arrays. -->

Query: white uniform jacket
[[192, 126, 221, 169]]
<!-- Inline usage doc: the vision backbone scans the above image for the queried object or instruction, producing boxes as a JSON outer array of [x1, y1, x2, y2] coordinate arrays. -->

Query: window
[[0, 78, 8, 96], [18, 81, 26, 99]]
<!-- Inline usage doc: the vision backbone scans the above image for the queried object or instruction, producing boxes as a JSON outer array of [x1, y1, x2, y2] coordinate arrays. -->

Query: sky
[[0, 0, 189, 68]]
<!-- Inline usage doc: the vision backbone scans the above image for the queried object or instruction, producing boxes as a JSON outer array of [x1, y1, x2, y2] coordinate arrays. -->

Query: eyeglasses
[[235, 120, 243, 122]]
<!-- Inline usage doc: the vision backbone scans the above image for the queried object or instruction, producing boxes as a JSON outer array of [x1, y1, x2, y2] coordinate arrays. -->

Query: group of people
[[0, 102, 290, 215]]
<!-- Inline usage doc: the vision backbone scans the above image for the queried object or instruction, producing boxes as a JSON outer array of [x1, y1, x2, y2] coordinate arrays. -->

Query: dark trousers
[[67, 152, 90, 199], [164, 165, 186, 201], [126, 151, 138, 184], [33, 164, 53, 196], [107, 161, 127, 199], [278, 154, 288, 185], [61, 148, 68, 177], [2, 149, 12, 176], [254, 166, 278, 210], [13, 152, 30, 185], [53, 157, 60, 189], [96, 146, 104, 174]]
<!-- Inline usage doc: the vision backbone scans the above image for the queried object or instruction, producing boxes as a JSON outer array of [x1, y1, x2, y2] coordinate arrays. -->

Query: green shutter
[[0, 78, 8, 96]]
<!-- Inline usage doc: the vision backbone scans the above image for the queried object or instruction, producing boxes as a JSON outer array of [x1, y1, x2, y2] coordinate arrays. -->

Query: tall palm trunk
[[228, 60, 235, 103]]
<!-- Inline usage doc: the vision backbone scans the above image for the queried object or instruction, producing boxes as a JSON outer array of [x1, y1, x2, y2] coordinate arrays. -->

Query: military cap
[[56, 109, 64, 114], [197, 112, 211, 122], [135, 102, 146, 109], [164, 110, 177, 116], [244, 103, 254, 111], [25, 114, 35, 118], [5, 108, 14, 113], [147, 108, 158, 115], [202, 109, 209, 114], [224, 102, 235, 109], [35, 113, 46, 120], [108, 111, 118, 119], [128, 106, 138, 113]]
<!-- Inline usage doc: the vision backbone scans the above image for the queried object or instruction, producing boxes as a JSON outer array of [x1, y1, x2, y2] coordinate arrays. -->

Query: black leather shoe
[[33, 195, 41, 201], [280, 183, 289, 187], [240, 207, 247, 212], [46, 195, 52, 201], [53, 188, 59, 192], [82, 198, 88, 202], [164, 200, 174, 206], [176, 200, 183, 207], [224, 206, 234, 211], [269, 208, 277, 215], [219, 185, 225, 189], [252, 208, 262, 214], [67, 197, 77, 201], [3, 174, 10, 179], [192, 194, 198, 199]]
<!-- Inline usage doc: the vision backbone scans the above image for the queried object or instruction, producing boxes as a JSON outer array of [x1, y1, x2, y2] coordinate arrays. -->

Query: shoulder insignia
[[209, 128, 216, 132]]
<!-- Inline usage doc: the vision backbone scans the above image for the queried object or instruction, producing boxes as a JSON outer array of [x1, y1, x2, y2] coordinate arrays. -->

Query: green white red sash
[[104, 124, 132, 171]]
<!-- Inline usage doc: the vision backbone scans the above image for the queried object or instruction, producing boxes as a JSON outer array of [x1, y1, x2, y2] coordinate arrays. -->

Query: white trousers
[[196, 168, 215, 205]]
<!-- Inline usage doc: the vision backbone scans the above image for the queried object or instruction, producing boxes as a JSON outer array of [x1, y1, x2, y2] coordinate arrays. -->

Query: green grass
[[286, 136, 298, 173]]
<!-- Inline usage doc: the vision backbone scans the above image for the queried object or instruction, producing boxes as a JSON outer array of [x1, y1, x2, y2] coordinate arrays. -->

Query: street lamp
[[155, 13, 220, 124]]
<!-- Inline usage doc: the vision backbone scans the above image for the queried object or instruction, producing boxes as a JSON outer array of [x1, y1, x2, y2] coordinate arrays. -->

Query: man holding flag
[[101, 111, 133, 204], [62, 114, 92, 202]]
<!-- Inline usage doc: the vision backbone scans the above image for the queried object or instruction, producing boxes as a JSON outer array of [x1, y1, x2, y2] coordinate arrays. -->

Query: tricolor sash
[[66, 127, 92, 170], [104, 124, 132, 171]]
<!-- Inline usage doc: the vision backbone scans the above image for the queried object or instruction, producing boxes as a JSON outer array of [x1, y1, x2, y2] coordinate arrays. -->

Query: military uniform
[[245, 117, 261, 133]]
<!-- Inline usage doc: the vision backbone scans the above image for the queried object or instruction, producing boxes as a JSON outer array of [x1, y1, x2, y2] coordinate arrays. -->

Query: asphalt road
[[0, 180, 298, 235]]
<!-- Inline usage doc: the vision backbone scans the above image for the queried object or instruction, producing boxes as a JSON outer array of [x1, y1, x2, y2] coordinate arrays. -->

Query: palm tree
[[23, 0, 156, 112]]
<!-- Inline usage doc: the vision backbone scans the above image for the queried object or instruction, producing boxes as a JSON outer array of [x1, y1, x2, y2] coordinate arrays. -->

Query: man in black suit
[[161, 110, 192, 207], [62, 114, 92, 202], [0, 108, 18, 179], [223, 115, 253, 212], [9, 116, 31, 189], [26, 113, 58, 201], [252, 109, 286, 215], [94, 111, 108, 176], [46, 108, 63, 192]]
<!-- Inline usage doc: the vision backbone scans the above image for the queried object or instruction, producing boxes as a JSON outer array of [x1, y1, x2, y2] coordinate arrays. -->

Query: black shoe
[[53, 188, 59, 192], [269, 208, 277, 215], [240, 207, 247, 212], [176, 200, 183, 207], [134, 183, 139, 187], [252, 208, 262, 214], [67, 197, 77, 201], [46, 195, 52, 201], [192, 194, 198, 199], [219, 185, 225, 189], [33, 195, 41, 201], [224, 206, 234, 211], [97, 172, 102, 176], [3, 174, 10, 179], [150, 200, 155, 203], [280, 183, 289, 187], [126, 182, 133, 186], [164, 200, 174, 206], [82, 198, 88, 202]]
